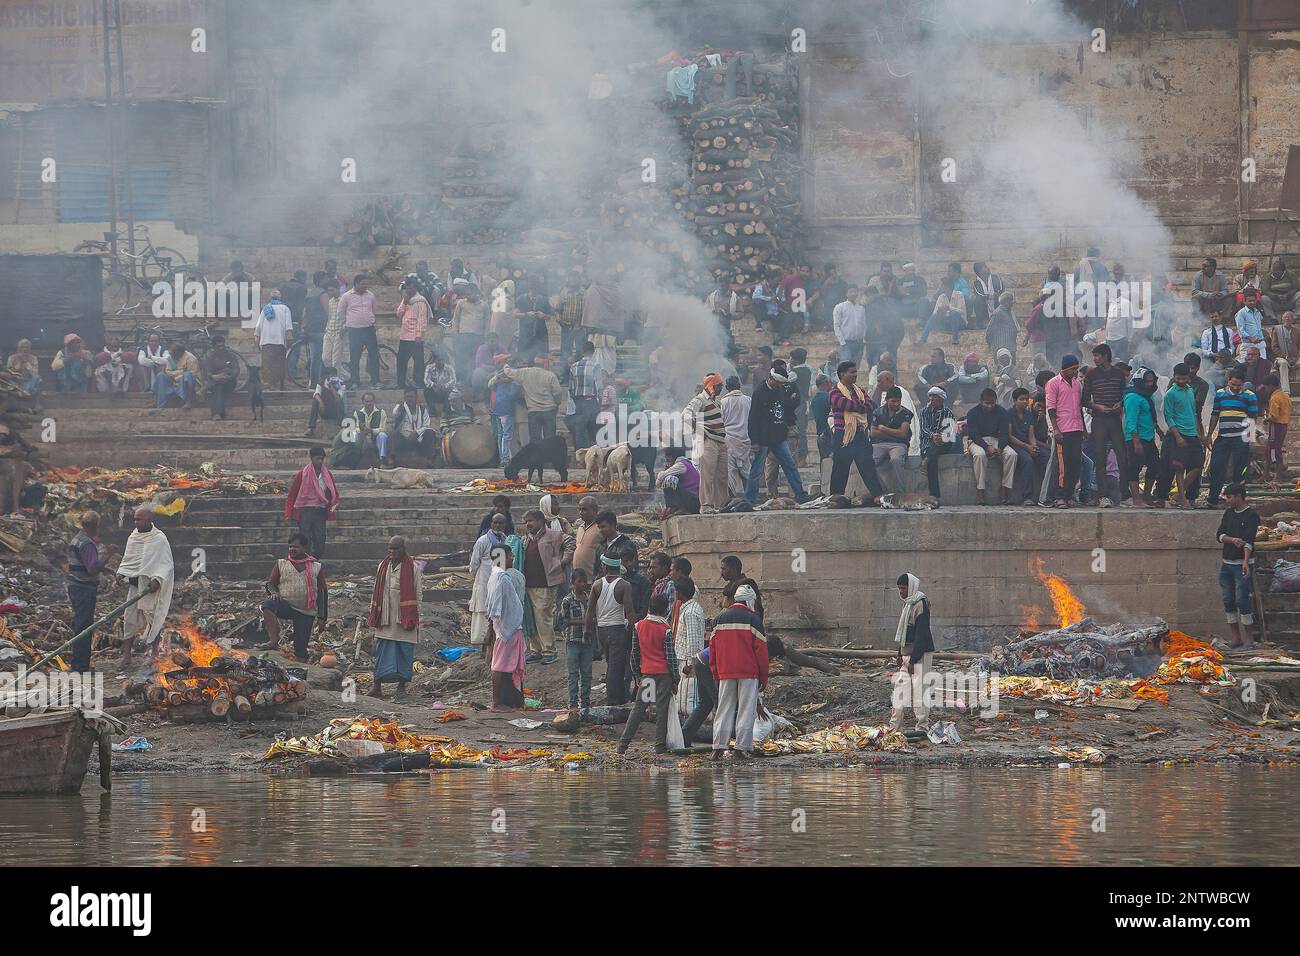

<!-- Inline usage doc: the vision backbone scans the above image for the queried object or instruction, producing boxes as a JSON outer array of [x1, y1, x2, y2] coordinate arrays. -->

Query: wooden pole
[[29, 592, 149, 672]]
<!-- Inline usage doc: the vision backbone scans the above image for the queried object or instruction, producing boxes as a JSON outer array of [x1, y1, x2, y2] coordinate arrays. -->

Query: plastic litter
[[508, 718, 543, 730], [111, 736, 151, 753], [434, 647, 476, 662], [926, 721, 962, 745]]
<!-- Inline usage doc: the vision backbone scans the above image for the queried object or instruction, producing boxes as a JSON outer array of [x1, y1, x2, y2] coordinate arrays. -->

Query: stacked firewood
[[674, 62, 802, 287], [138, 653, 307, 722]]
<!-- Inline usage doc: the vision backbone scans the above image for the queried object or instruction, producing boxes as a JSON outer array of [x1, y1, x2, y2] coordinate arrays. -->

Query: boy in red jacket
[[617, 594, 679, 754], [709, 584, 768, 759]]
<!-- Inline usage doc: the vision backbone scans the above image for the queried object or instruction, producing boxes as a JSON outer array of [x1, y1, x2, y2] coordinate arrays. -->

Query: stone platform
[[663, 507, 1226, 646]]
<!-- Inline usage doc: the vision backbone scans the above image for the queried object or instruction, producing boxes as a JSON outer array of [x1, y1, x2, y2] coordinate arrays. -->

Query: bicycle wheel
[[104, 272, 139, 314], [145, 246, 191, 283]]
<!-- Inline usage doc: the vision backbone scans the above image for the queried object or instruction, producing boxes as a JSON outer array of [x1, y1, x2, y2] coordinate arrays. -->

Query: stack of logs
[[332, 144, 513, 249], [135, 653, 308, 723], [674, 67, 802, 287], [0, 367, 40, 522]]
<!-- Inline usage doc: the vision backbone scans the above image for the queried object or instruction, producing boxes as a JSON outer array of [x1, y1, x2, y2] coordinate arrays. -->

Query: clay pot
[[319, 652, 338, 669]]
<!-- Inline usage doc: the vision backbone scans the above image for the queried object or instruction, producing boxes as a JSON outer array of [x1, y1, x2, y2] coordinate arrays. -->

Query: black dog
[[248, 366, 265, 422], [504, 435, 568, 483], [629, 446, 657, 489]]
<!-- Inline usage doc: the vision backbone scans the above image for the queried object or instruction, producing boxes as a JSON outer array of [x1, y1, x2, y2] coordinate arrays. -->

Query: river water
[[1, 766, 1294, 866]]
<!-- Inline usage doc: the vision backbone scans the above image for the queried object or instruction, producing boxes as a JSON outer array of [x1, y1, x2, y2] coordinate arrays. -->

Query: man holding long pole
[[115, 506, 175, 673], [65, 510, 115, 673]]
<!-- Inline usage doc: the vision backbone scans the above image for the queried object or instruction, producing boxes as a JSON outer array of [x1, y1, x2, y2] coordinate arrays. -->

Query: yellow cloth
[[835, 381, 869, 443]]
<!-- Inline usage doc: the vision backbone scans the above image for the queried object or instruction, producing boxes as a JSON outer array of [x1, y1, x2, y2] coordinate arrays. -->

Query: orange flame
[[1031, 558, 1086, 628], [155, 616, 249, 701]]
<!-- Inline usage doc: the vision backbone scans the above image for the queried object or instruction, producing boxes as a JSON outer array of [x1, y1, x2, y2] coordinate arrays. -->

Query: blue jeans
[[306, 334, 325, 386], [746, 440, 805, 501], [920, 310, 962, 342], [495, 414, 514, 464], [566, 639, 595, 709], [153, 370, 194, 407], [1218, 563, 1255, 624], [838, 340, 863, 367]]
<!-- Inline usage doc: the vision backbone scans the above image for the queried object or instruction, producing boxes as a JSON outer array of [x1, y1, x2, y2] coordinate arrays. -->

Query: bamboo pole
[[29, 592, 149, 672]]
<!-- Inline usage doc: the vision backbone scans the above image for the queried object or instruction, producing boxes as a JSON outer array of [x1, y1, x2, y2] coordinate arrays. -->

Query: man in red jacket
[[709, 583, 768, 759]]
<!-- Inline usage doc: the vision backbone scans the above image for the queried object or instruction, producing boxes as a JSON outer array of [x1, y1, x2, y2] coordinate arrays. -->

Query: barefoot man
[[369, 536, 420, 698], [116, 507, 174, 673], [486, 548, 527, 710]]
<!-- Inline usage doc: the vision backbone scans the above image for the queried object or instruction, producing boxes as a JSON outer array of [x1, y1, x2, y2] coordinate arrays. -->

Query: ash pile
[[980, 618, 1168, 681]]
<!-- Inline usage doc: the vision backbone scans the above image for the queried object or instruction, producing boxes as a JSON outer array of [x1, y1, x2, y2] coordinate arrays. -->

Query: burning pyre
[[128, 619, 307, 721]]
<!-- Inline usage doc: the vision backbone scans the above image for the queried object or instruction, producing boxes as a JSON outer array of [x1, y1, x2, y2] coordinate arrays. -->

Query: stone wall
[[663, 509, 1226, 646]]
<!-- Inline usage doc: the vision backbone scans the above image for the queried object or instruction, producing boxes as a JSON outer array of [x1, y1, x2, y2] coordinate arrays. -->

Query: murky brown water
[[0, 766, 1294, 866]]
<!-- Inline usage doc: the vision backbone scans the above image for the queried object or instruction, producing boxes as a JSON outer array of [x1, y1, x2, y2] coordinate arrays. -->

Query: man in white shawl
[[116, 506, 175, 672], [469, 513, 510, 656], [890, 573, 936, 731], [486, 553, 527, 710]]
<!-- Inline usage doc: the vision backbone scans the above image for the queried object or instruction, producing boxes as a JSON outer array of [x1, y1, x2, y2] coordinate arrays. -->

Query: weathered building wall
[[663, 510, 1226, 647]]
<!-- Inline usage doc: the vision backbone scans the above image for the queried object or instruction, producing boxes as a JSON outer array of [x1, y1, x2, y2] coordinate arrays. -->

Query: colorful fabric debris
[[758, 722, 913, 755], [262, 716, 591, 767]]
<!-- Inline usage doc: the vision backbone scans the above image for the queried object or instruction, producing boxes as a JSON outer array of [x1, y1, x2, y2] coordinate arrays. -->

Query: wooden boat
[[0, 708, 122, 795]]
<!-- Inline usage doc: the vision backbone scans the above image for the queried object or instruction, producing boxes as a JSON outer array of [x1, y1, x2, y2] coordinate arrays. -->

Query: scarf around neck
[[835, 380, 869, 442], [369, 554, 419, 629]]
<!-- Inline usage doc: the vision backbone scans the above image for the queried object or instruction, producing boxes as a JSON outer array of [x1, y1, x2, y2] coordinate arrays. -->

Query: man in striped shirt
[[1206, 366, 1259, 506], [568, 341, 605, 450], [693, 373, 729, 511], [919, 386, 958, 501]]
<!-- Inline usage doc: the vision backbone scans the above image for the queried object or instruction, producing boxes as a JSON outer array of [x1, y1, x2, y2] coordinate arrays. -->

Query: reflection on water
[[0, 766, 1294, 866]]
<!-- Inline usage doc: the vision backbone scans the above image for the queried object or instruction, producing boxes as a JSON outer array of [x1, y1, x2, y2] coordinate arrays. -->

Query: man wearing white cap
[[707, 583, 768, 759], [919, 386, 959, 502]]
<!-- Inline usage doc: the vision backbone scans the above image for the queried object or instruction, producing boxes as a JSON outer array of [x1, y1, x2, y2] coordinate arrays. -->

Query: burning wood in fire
[[127, 621, 307, 721], [981, 618, 1169, 681]]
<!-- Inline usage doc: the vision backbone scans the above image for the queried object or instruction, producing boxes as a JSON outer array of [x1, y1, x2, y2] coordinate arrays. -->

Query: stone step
[[181, 491, 654, 512]]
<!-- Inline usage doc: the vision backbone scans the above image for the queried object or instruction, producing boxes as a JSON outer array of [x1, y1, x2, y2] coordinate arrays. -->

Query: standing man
[[369, 536, 420, 699], [720, 375, 753, 497], [1154, 363, 1203, 509], [595, 509, 638, 571], [571, 496, 603, 579], [469, 513, 510, 656], [832, 286, 866, 368], [338, 274, 380, 388], [284, 446, 339, 558], [66, 510, 114, 672], [509, 361, 566, 441], [709, 583, 768, 759], [568, 340, 605, 450], [828, 360, 884, 503], [261, 533, 327, 662], [890, 573, 935, 731], [1206, 366, 1258, 507], [745, 361, 807, 503], [115, 507, 174, 673], [1046, 355, 1086, 507], [395, 276, 430, 390], [788, 348, 815, 466], [255, 291, 294, 391], [1082, 344, 1127, 507], [1008, 388, 1049, 507], [1123, 367, 1161, 507], [618, 593, 679, 755], [586, 552, 636, 706], [693, 373, 729, 512], [521, 508, 575, 666], [1216, 483, 1259, 648], [303, 273, 330, 388], [201, 333, 240, 420]]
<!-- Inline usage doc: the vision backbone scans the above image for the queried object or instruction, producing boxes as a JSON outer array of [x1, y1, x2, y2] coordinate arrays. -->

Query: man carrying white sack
[[890, 572, 935, 731], [115, 506, 175, 673]]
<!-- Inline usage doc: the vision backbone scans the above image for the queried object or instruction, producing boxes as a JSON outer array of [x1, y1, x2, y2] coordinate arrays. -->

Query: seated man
[[260, 533, 327, 662], [387, 387, 440, 465], [423, 350, 461, 419], [1008, 387, 1050, 506], [5, 338, 42, 393], [965, 387, 1016, 504], [306, 368, 346, 437], [1270, 310, 1299, 396], [52, 333, 92, 392], [202, 333, 241, 420], [152, 343, 199, 409], [657, 447, 701, 515], [869, 386, 912, 493], [1262, 258, 1299, 320], [920, 386, 960, 503], [93, 334, 134, 394]]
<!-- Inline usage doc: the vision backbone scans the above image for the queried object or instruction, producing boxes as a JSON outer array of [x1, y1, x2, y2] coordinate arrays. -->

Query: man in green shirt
[[1154, 362, 1203, 509]]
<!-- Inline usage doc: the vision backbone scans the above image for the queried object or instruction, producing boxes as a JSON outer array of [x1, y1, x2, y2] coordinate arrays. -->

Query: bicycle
[[285, 337, 398, 389], [127, 320, 250, 390], [74, 224, 206, 315]]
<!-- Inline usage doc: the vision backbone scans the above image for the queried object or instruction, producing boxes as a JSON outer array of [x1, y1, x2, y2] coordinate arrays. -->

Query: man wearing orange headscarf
[[694, 372, 729, 512]]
